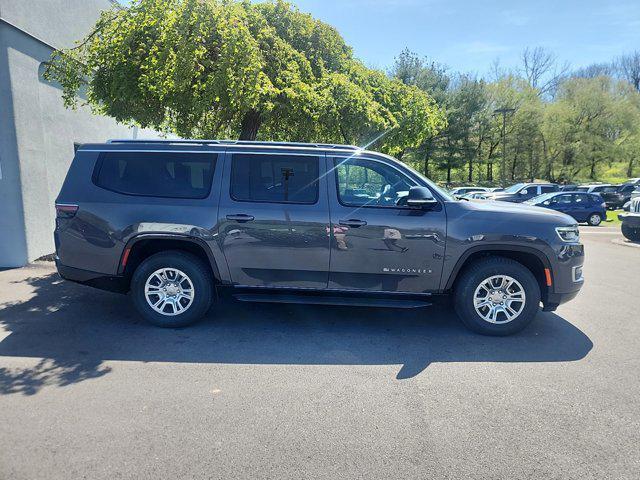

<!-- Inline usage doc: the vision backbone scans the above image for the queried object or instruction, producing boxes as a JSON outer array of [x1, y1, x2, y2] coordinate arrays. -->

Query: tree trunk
[[239, 110, 262, 140], [487, 162, 493, 182], [627, 157, 634, 177], [423, 157, 429, 177], [529, 147, 535, 182], [447, 163, 452, 184], [468, 155, 473, 182]]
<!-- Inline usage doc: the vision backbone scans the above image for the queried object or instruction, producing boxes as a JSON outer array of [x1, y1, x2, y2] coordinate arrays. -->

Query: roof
[[107, 139, 361, 150], [77, 139, 370, 155], [78, 139, 390, 162]]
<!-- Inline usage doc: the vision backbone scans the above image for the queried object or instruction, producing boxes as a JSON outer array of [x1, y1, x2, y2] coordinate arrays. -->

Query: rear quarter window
[[94, 151, 216, 198]]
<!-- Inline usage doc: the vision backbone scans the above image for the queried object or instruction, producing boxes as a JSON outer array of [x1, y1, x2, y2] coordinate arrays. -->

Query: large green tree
[[45, 0, 444, 150]]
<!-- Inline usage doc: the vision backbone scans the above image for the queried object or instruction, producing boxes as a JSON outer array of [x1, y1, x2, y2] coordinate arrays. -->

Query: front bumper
[[543, 243, 584, 311]]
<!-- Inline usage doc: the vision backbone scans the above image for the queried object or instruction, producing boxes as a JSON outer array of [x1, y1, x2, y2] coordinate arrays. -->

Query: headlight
[[555, 225, 580, 242]]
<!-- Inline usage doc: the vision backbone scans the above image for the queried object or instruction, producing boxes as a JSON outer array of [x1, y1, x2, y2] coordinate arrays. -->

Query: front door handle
[[339, 219, 367, 227], [226, 214, 255, 223]]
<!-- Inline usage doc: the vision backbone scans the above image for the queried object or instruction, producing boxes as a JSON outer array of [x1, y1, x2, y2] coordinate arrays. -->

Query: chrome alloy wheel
[[473, 275, 526, 324], [144, 268, 195, 316], [589, 214, 602, 226]]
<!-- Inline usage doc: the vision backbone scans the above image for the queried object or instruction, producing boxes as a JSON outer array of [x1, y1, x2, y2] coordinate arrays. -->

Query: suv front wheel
[[131, 251, 213, 327], [454, 257, 541, 336]]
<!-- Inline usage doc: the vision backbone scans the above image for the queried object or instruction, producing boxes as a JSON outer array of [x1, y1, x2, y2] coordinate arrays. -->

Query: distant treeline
[[390, 48, 640, 185]]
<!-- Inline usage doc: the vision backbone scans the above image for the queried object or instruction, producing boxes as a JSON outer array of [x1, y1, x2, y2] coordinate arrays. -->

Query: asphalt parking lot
[[0, 227, 638, 479]]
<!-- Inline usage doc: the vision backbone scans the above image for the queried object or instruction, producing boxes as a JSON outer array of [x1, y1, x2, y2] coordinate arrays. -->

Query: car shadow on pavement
[[0, 272, 593, 394]]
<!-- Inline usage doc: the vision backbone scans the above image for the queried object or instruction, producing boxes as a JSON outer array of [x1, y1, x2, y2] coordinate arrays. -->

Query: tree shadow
[[0, 271, 593, 394]]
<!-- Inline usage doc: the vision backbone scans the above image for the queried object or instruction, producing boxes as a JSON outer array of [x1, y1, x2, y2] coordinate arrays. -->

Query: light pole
[[493, 107, 516, 186]]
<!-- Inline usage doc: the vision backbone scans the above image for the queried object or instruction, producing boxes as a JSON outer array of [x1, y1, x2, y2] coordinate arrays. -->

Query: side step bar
[[233, 293, 431, 309]]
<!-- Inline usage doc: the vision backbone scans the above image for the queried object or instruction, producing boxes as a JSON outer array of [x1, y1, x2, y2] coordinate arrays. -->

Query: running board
[[233, 293, 431, 309]]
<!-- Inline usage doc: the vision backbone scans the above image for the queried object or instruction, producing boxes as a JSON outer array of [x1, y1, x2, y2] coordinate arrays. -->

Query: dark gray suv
[[54, 140, 584, 335]]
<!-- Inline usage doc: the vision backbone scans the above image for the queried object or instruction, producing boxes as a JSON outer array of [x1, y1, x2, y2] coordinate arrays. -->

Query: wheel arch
[[118, 234, 221, 290], [444, 245, 552, 299]]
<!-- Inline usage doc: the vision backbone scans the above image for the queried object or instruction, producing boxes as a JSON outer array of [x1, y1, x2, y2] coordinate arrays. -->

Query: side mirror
[[406, 186, 437, 209]]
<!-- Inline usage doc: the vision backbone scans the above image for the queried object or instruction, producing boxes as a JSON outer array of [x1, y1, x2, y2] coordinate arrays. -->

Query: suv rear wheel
[[131, 251, 212, 327], [454, 257, 541, 336]]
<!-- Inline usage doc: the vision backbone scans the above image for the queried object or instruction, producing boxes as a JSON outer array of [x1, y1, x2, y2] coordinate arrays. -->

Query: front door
[[327, 155, 447, 293], [218, 151, 330, 288]]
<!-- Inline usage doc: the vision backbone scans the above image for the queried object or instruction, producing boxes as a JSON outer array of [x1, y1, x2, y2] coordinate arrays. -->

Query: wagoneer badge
[[383, 267, 432, 274]]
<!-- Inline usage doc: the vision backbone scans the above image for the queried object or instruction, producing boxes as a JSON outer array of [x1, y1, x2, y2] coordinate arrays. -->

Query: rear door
[[549, 193, 574, 217], [217, 150, 330, 288], [326, 155, 446, 293], [572, 193, 593, 222]]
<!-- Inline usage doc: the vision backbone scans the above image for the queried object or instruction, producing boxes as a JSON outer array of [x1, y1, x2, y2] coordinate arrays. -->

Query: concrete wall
[[0, 1, 164, 267]]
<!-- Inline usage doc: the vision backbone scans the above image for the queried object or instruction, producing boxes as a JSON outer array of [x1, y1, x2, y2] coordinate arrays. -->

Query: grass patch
[[605, 209, 623, 225]]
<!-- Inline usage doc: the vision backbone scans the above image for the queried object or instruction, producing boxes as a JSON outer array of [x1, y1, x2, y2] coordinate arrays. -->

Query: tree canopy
[[390, 47, 640, 185], [45, 0, 445, 153], [46, 0, 640, 184]]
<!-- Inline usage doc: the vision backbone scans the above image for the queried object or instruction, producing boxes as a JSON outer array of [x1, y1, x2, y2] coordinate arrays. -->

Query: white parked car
[[449, 186, 489, 197]]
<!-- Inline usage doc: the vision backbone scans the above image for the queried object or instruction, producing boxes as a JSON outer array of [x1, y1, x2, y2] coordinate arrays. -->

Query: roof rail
[[106, 139, 362, 151]]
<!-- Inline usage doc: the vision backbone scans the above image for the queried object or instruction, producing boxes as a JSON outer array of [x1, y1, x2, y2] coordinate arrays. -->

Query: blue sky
[[118, 1, 640, 75], [288, 0, 640, 75]]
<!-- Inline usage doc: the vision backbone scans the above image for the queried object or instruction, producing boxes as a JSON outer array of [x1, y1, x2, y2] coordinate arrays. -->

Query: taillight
[[55, 203, 78, 218]]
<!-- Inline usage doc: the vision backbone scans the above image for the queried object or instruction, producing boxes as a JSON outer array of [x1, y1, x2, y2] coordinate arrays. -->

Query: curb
[[612, 238, 640, 249]]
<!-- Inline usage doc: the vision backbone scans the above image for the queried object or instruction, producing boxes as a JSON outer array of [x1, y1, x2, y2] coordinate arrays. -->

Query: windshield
[[525, 192, 556, 204], [503, 183, 526, 193]]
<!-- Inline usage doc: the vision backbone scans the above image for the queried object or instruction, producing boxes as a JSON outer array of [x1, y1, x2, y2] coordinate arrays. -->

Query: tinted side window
[[95, 152, 216, 199], [230, 154, 319, 204], [335, 158, 415, 207], [540, 185, 557, 193]]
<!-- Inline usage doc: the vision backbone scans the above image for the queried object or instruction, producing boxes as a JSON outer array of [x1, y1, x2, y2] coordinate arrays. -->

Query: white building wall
[[0, 0, 165, 266]]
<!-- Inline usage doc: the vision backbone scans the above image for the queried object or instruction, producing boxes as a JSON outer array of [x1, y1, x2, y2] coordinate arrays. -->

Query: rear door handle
[[226, 214, 255, 222], [339, 219, 367, 227]]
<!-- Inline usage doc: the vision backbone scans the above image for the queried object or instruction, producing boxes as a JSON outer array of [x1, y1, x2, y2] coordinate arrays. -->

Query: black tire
[[130, 250, 213, 327], [587, 213, 603, 226], [454, 256, 541, 336], [621, 223, 640, 242]]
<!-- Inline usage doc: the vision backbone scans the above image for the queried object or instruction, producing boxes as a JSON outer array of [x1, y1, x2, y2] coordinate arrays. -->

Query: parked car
[[559, 184, 579, 192], [574, 183, 609, 193], [619, 196, 640, 241], [605, 183, 639, 209], [487, 187, 504, 192], [485, 183, 559, 203], [622, 186, 640, 210], [525, 192, 607, 226], [580, 184, 623, 209], [460, 191, 489, 200], [449, 186, 489, 197], [54, 140, 584, 336]]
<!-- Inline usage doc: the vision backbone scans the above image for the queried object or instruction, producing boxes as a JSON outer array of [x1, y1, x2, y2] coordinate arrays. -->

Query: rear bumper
[[619, 213, 640, 228], [56, 258, 128, 294]]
